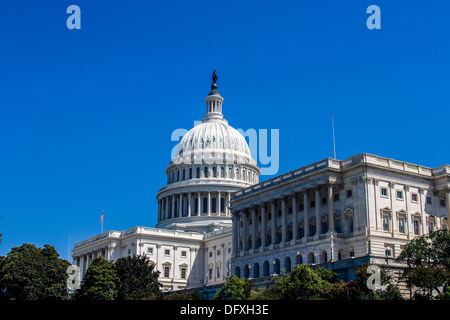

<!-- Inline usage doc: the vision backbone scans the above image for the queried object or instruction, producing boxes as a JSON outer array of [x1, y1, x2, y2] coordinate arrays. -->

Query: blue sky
[[0, 0, 449, 259]]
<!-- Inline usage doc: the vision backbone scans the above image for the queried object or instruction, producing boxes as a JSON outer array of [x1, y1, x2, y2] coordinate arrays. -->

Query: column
[[218, 191, 221, 215], [227, 193, 231, 216], [251, 207, 256, 250], [171, 195, 175, 219], [303, 191, 309, 240], [242, 211, 248, 251], [389, 181, 396, 236], [281, 197, 287, 244], [328, 184, 335, 232], [271, 200, 276, 245], [80, 255, 85, 279], [179, 193, 183, 217], [208, 192, 211, 216], [164, 197, 168, 220], [315, 188, 320, 237], [232, 214, 238, 255], [198, 192, 201, 216], [157, 199, 161, 222], [261, 203, 266, 248], [292, 194, 298, 241], [188, 193, 192, 217], [419, 188, 426, 236], [404, 185, 411, 238]]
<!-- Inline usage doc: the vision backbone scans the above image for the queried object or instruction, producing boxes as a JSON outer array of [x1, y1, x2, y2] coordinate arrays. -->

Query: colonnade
[[158, 191, 233, 222], [232, 183, 352, 256]]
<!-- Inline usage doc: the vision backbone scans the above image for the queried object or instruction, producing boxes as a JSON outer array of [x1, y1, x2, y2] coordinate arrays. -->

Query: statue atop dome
[[209, 69, 219, 95], [212, 69, 218, 84]]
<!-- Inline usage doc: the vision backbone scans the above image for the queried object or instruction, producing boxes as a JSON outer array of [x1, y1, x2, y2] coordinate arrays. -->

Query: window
[[310, 200, 315, 208], [212, 197, 217, 213], [299, 203, 304, 211], [396, 191, 403, 200], [381, 188, 388, 197], [413, 220, 420, 235], [216, 266, 221, 279], [209, 268, 213, 280], [321, 197, 327, 205], [217, 250, 221, 256], [203, 197, 208, 214], [147, 248, 153, 254], [385, 248, 392, 257], [348, 216, 354, 233], [383, 215, 389, 231], [164, 265, 170, 278], [347, 189, 352, 198], [411, 193, 418, 202], [196, 167, 200, 178], [181, 250, 187, 258], [220, 198, 225, 213], [209, 251, 213, 258], [164, 249, 170, 256], [398, 217, 405, 234], [334, 194, 340, 202], [189, 168, 192, 179], [440, 199, 446, 207], [428, 222, 434, 235], [426, 196, 432, 204], [180, 267, 187, 279], [194, 197, 199, 214]]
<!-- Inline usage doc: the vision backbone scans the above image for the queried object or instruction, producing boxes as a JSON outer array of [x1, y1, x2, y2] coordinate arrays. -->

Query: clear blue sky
[[1, 0, 449, 259]]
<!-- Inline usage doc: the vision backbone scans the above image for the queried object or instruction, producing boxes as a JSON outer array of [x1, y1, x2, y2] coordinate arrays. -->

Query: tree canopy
[[0, 243, 71, 300]]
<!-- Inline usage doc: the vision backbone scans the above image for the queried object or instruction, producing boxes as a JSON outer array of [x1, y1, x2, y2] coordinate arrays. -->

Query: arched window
[[235, 266, 241, 277], [244, 264, 250, 278], [213, 166, 217, 178], [284, 257, 291, 273], [182, 169, 185, 180], [263, 261, 270, 277], [295, 254, 302, 265], [189, 168, 192, 179], [194, 197, 199, 214], [220, 167, 225, 178], [307, 252, 315, 264], [203, 197, 208, 214], [253, 263, 260, 278], [196, 167, 200, 179], [220, 198, 225, 213], [204, 167, 209, 178], [212, 197, 217, 213], [273, 259, 280, 275]]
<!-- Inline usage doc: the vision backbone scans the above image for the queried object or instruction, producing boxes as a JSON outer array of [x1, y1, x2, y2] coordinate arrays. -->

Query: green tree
[[213, 275, 252, 300], [397, 229, 450, 299], [272, 264, 333, 300], [324, 264, 401, 300], [75, 257, 118, 300], [115, 255, 163, 300], [0, 243, 71, 300]]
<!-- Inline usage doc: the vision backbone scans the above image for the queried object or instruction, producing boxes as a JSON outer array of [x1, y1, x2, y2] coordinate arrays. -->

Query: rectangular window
[[385, 248, 392, 257], [383, 215, 389, 231], [164, 266, 170, 278], [209, 268, 212, 280], [334, 194, 340, 202], [411, 193, 418, 202], [413, 220, 419, 235], [180, 267, 186, 279], [181, 250, 187, 258], [322, 197, 327, 205], [428, 223, 434, 235], [347, 189, 352, 198], [398, 217, 405, 234], [164, 249, 170, 256], [440, 199, 446, 207], [426, 196, 432, 204], [381, 188, 388, 197], [310, 200, 315, 208], [147, 248, 153, 254], [396, 191, 403, 200]]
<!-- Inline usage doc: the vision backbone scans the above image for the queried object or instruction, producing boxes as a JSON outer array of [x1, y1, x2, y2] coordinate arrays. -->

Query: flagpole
[[101, 209, 104, 234]]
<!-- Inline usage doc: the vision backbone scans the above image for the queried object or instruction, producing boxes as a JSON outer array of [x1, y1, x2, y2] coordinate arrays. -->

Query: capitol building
[[72, 72, 449, 295]]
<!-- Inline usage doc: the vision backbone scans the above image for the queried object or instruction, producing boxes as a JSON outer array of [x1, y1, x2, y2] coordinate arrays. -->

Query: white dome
[[172, 118, 256, 166]]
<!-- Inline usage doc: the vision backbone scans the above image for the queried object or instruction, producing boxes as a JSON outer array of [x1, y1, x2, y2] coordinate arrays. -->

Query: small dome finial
[[209, 69, 218, 95]]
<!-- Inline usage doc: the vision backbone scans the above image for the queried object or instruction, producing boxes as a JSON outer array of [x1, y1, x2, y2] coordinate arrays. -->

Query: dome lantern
[[203, 69, 224, 122]]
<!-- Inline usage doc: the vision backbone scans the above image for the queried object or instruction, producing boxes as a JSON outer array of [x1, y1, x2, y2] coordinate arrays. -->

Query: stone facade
[[230, 153, 449, 281]]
